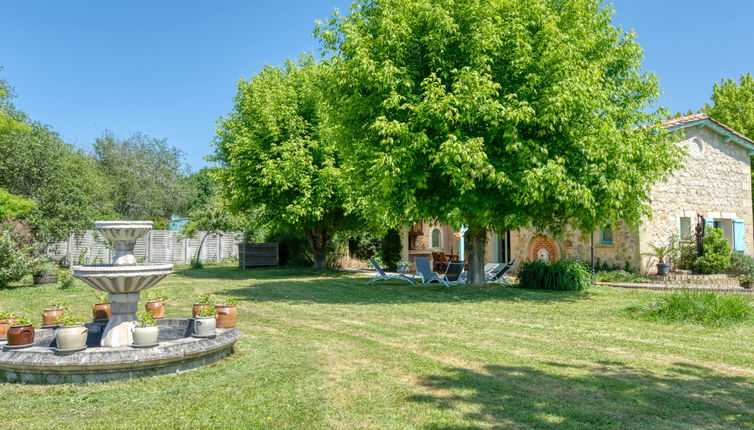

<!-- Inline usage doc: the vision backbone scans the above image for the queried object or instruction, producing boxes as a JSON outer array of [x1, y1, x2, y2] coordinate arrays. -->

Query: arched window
[[431, 228, 442, 249]]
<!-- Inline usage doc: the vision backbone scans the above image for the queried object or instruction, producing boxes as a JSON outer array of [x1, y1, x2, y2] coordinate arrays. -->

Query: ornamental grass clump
[[518, 260, 591, 291], [627, 291, 753, 327]]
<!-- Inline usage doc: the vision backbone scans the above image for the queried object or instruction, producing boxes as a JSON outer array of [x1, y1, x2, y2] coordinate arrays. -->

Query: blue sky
[[2, 1, 753, 171]]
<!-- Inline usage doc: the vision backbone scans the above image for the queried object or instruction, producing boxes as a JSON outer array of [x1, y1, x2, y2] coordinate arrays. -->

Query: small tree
[[379, 229, 403, 271], [180, 196, 247, 266]]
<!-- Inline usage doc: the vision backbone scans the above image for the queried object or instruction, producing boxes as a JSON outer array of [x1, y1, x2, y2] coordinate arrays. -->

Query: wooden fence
[[46, 230, 245, 267]]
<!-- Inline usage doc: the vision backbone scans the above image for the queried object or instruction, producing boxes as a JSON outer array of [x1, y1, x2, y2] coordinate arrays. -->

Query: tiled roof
[[663, 114, 754, 146]]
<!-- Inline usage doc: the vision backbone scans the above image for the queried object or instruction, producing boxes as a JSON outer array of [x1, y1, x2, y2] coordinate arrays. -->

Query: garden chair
[[414, 256, 447, 285], [442, 260, 467, 285], [368, 259, 415, 284], [487, 259, 516, 285]]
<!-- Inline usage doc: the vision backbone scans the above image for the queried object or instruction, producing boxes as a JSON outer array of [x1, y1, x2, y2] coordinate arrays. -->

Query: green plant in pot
[[132, 311, 159, 348], [6, 312, 34, 348], [145, 289, 168, 319], [738, 273, 754, 289], [92, 290, 111, 321], [642, 240, 676, 276], [0, 311, 16, 340], [193, 305, 217, 338], [55, 313, 88, 352], [42, 300, 69, 326], [192, 293, 215, 317], [215, 297, 239, 329]]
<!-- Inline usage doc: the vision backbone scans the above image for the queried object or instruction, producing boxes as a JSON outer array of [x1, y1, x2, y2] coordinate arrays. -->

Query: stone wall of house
[[639, 126, 754, 272]]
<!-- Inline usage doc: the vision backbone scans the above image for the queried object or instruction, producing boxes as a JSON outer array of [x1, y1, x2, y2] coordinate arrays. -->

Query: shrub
[[58, 269, 75, 290], [518, 260, 591, 291], [379, 229, 402, 271], [595, 270, 648, 283], [675, 240, 697, 271], [348, 233, 382, 260], [190, 259, 204, 269], [626, 290, 753, 327], [694, 228, 731, 274], [728, 252, 754, 276], [0, 230, 32, 287]]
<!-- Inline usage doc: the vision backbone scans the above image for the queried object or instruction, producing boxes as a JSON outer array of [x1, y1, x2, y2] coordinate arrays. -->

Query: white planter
[[132, 325, 159, 347], [56, 325, 88, 351], [193, 316, 216, 338]]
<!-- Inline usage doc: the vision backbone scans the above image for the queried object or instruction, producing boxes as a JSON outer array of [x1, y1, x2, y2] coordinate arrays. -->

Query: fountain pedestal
[[101, 293, 139, 347]]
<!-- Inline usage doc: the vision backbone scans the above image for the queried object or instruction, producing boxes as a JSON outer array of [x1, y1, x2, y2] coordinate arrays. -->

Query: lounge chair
[[414, 256, 447, 285], [368, 258, 415, 284], [442, 260, 467, 285], [486, 259, 516, 285]]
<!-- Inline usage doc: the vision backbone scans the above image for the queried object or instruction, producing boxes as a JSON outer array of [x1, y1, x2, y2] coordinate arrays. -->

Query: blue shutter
[[733, 219, 746, 252]]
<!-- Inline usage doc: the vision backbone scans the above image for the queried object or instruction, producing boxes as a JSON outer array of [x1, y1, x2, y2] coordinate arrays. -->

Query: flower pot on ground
[[656, 263, 671, 276], [0, 313, 16, 340], [192, 293, 214, 318], [193, 305, 217, 338], [92, 291, 110, 320], [6, 315, 34, 347], [132, 311, 159, 347], [55, 313, 88, 351], [42, 300, 69, 326], [642, 239, 677, 276], [145, 290, 168, 319], [215, 297, 239, 329]]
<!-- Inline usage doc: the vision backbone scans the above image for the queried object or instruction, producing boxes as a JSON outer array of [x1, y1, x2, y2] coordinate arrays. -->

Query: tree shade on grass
[[0, 265, 751, 429], [316, 0, 682, 283]]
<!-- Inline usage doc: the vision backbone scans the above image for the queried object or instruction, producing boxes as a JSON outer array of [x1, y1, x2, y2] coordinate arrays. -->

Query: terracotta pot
[[92, 303, 111, 320], [56, 325, 88, 350], [132, 325, 159, 346], [146, 300, 165, 319], [0, 318, 16, 340], [215, 305, 237, 328], [193, 316, 216, 337], [42, 308, 65, 326], [192, 303, 210, 318], [7, 324, 34, 346]]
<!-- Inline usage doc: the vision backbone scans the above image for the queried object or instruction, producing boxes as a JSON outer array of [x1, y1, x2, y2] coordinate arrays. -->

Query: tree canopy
[[213, 56, 361, 268], [703, 72, 754, 139], [316, 0, 682, 282]]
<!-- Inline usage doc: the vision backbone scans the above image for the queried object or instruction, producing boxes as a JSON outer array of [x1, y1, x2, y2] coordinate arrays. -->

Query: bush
[[626, 291, 753, 327], [675, 240, 697, 271], [0, 230, 32, 287], [379, 229, 402, 271], [57, 269, 75, 290], [348, 233, 382, 260], [728, 252, 754, 276], [518, 260, 591, 291], [694, 228, 731, 274], [595, 270, 648, 283], [267, 231, 312, 267]]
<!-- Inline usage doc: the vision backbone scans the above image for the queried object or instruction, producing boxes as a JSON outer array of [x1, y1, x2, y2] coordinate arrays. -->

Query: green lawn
[[1, 265, 752, 429]]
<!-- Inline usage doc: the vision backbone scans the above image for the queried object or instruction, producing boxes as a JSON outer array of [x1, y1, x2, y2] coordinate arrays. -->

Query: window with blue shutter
[[733, 219, 745, 252]]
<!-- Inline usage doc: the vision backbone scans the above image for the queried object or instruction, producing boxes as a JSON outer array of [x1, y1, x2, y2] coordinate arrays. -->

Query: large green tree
[[703, 72, 754, 138], [92, 131, 194, 220], [317, 0, 681, 283], [213, 57, 361, 269]]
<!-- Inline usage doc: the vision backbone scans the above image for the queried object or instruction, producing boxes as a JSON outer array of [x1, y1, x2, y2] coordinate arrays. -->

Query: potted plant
[[0, 311, 16, 340], [42, 300, 68, 326], [6, 313, 34, 348], [54, 313, 88, 352], [132, 311, 159, 348], [642, 241, 675, 276], [32, 259, 59, 285], [193, 305, 217, 338], [92, 291, 110, 321], [215, 297, 239, 329], [145, 289, 168, 319], [738, 273, 754, 289], [192, 293, 214, 318]]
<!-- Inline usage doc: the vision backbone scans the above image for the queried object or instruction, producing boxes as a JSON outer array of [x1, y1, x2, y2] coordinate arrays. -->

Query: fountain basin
[[0, 319, 241, 384], [72, 264, 173, 294], [94, 220, 153, 242]]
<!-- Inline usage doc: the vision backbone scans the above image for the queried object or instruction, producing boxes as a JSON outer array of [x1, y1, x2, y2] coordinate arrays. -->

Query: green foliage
[[694, 228, 731, 274], [0, 229, 32, 286], [49, 300, 69, 310], [703, 73, 754, 140], [348, 233, 382, 261], [213, 56, 363, 269], [518, 260, 591, 291], [642, 239, 676, 264], [316, 0, 682, 282], [218, 297, 240, 306], [379, 229, 403, 271], [675, 240, 697, 271], [190, 259, 204, 270], [268, 230, 312, 267], [626, 291, 753, 327], [56, 312, 85, 326], [595, 270, 648, 283], [93, 290, 109, 303], [196, 305, 218, 317], [196, 293, 214, 305], [136, 310, 157, 327], [9, 312, 32, 327], [57, 269, 75, 290], [145, 289, 168, 302], [729, 252, 754, 277], [0, 188, 34, 221]]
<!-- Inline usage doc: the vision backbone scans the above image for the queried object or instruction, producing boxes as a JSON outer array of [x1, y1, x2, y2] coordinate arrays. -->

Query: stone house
[[400, 114, 754, 274]]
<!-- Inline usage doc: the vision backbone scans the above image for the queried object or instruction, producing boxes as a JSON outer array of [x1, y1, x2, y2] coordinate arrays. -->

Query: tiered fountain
[[0, 221, 240, 384], [72, 221, 173, 347]]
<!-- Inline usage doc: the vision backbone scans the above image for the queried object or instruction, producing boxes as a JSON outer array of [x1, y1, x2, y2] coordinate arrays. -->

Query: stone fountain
[[72, 221, 173, 347]]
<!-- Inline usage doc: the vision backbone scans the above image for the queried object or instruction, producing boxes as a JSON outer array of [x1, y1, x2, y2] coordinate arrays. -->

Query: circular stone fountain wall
[[0, 319, 240, 384]]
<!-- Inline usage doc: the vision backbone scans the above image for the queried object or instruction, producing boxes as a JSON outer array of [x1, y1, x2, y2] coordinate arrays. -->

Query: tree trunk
[[304, 228, 329, 269], [194, 232, 208, 263], [465, 228, 487, 285]]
